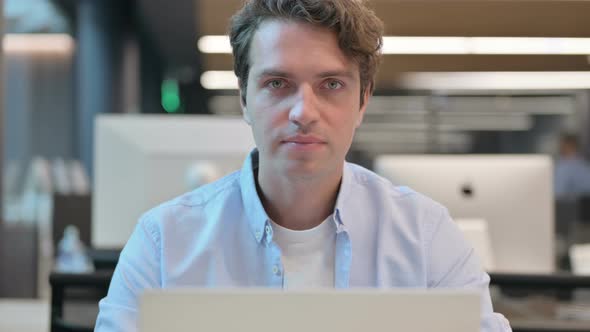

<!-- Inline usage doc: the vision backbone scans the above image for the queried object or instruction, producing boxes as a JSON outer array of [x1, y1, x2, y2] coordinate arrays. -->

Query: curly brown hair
[[229, 0, 383, 105]]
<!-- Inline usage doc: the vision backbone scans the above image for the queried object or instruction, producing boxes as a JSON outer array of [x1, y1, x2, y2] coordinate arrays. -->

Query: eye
[[322, 79, 344, 90], [265, 79, 288, 89]]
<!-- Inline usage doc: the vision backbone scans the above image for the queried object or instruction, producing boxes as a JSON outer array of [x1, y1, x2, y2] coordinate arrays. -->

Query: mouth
[[281, 135, 326, 145], [280, 135, 327, 152]]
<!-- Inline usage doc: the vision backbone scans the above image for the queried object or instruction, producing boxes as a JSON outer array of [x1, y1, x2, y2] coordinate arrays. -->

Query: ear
[[356, 88, 370, 128], [239, 80, 252, 125]]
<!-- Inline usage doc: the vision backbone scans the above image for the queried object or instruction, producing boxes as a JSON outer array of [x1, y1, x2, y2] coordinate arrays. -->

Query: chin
[[279, 157, 317, 173], [281, 158, 337, 180]]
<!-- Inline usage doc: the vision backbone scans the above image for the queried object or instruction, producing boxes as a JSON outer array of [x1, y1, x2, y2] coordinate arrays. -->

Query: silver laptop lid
[[140, 289, 480, 332]]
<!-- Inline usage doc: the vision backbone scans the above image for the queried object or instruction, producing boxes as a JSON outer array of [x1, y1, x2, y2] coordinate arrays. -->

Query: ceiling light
[[400, 72, 590, 90], [383, 37, 590, 55], [201, 71, 238, 90], [198, 35, 231, 54], [198, 35, 590, 55], [3, 33, 74, 54]]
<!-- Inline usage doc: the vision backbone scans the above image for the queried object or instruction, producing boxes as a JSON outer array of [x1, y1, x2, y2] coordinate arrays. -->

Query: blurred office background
[[2, 0, 590, 331]]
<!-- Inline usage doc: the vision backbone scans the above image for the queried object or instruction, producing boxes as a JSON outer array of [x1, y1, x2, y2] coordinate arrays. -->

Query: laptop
[[139, 289, 480, 332]]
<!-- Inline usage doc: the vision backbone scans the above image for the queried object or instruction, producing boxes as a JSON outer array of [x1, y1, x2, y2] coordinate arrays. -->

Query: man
[[554, 133, 590, 198], [95, 0, 511, 331]]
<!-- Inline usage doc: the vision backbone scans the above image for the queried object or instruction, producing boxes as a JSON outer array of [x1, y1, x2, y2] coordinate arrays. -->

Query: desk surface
[[490, 272, 590, 289], [0, 299, 49, 332]]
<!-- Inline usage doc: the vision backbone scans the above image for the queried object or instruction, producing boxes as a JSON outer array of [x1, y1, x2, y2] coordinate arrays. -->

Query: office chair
[[49, 271, 113, 332]]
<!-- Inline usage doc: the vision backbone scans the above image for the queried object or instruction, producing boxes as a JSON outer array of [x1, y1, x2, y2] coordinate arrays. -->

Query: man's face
[[560, 140, 577, 157], [241, 20, 368, 179]]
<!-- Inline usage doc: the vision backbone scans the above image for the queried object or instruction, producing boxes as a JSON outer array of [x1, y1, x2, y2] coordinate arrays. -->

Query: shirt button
[[272, 265, 281, 276], [265, 225, 272, 234], [255, 231, 262, 241]]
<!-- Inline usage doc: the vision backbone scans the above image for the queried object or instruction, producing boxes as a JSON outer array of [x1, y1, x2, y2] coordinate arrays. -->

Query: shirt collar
[[239, 149, 354, 242]]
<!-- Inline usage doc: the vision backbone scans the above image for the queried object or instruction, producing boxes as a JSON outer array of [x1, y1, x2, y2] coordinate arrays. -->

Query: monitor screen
[[374, 154, 554, 273], [92, 114, 255, 249]]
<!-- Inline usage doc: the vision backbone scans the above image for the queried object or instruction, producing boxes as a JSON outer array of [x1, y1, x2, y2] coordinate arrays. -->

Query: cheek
[[253, 98, 291, 126], [329, 107, 360, 128], [249, 109, 278, 142], [334, 113, 361, 146]]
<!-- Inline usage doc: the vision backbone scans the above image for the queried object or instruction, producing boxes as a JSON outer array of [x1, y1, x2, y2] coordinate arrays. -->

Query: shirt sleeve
[[426, 208, 512, 332], [94, 214, 162, 332]]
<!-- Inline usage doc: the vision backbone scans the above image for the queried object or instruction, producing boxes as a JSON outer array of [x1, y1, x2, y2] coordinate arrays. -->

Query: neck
[[256, 163, 342, 231]]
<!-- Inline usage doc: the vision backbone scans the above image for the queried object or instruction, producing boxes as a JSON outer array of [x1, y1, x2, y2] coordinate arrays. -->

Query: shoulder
[[346, 162, 446, 209], [138, 170, 243, 232], [345, 162, 449, 232]]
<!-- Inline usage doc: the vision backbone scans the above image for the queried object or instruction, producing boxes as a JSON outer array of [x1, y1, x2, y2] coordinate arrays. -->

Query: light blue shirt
[[554, 156, 590, 197], [95, 150, 511, 332]]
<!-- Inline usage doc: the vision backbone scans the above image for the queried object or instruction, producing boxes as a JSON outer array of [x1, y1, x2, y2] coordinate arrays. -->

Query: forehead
[[248, 19, 358, 78]]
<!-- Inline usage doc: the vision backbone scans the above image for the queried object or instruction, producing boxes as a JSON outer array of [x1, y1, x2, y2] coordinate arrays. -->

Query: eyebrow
[[255, 69, 356, 81], [255, 70, 293, 81], [316, 70, 356, 80]]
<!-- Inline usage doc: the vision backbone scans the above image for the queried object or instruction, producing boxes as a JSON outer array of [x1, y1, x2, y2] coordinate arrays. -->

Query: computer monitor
[[140, 290, 480, 332], [455, 218, 495, 271], [374, 155, 554, 274], [92, 115, 255, 249]]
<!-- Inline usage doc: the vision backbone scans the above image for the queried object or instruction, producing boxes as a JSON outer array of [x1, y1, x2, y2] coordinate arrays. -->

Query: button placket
[[272, 265, 280, 276]]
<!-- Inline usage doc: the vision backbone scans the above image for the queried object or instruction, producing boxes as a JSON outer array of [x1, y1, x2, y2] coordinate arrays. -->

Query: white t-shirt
[[270, 215, 336, 289]]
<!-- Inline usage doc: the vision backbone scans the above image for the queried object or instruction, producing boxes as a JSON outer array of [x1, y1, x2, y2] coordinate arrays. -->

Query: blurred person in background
[[554, 133, 590, 198]]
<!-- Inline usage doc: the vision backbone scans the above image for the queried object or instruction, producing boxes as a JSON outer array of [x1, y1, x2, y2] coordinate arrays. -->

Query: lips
[[282, 135, 326, 144]]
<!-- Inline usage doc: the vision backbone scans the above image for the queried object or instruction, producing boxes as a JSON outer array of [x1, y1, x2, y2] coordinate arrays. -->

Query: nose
[[288, 84, 319, 131]]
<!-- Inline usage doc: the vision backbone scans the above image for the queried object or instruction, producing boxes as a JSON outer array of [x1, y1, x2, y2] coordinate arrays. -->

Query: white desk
[[0, 299, 49, 332]]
